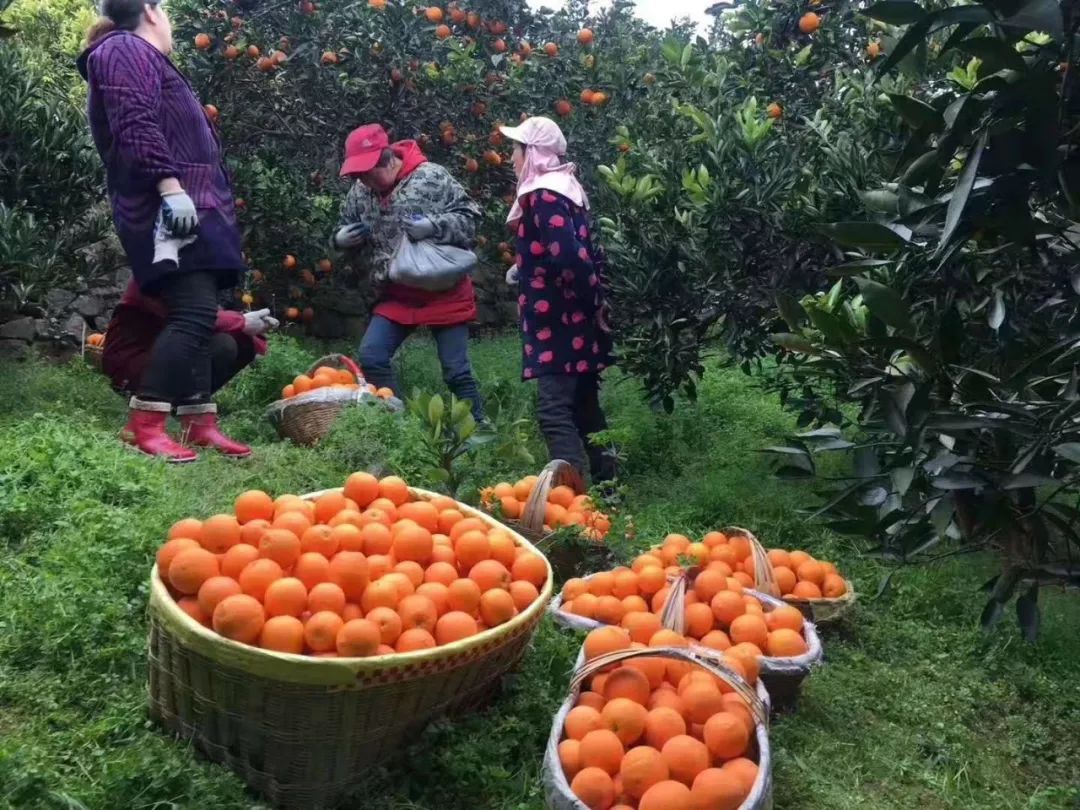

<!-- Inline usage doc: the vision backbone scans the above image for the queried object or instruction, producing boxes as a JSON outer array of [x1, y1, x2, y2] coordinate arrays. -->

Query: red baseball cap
[[340, 124, 389, 176]]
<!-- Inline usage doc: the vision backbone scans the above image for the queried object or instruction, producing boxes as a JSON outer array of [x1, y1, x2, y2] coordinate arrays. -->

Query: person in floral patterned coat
[[500, 117, 617, 483], [332, 124, 486, 421]]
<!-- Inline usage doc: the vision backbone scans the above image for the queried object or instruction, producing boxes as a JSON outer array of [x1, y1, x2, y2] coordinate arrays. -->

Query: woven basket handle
[[520, 459, 585, 534], [727, 526, 779, 597], [306, 353, 362, 379], [570, 646, 768, 727]]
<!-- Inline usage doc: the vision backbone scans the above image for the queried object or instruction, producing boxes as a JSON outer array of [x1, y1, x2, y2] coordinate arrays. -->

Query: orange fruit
[[620, 745, 668, 800], [398, 594, 438, 633], [788, 550, 812, 569], [378, 476, 410, 506], [157, 537, 200, 579], [454, 530, 491, 572], [437, 509, 465, 534], [766, 549, 791, 569], [601, 697, 648, 746], [729, 614, 768, 649], [344, 472, 380, 509], [218, 544, 258, 581], [563, 578, 589, 600], [699, 630, 731, 653], [548, 485, 576, 508], [766, 628, 809, 657], [798, 11, 820, 33], [649, 690, 688, 721], [559, 738, 582, 780], [649, 629, 689, 649], [435, 610, 479, 644], [425, 5, 444, 22], [395, 627, 436, 652], [169, 548, 220, 595], [197, 576, 242, 617], [693, 569, 728, 604], [263, 577, 307, 618], [710, 591, 745, 627], [336, 618, 381, 656], [470, 559, 511, 592], [588, 571, 616, 597], [199, 514, 241, 554], [570, 767, 615, 810], [577, 27, 594, 45], [690, 768, 744, 810], [661, 734, 710, 786], [702, 711, 749, 759], [721, 757, 759, 795], [603, 667, 651, 706], [342, 603, 364, 622], [578, 691, 605, 711], [393, 523, 433, 565], [610, 570, 638, 599], [683, 603, 714, 639], [259, 615, 304, 653], [822, 573, 847, 597], [308, 581, 347, 615], [272, 510, 312, 540], [568, 594, 598, 618], [239, 519, 270, 546], [511, 553, 547, 588], [796, 560, 826, 587], [356, 522, 390, 555], [638, 566, 666, 596], [509, 580, 540, 612], [682, 682, 725, 726], [424, 561, 457, 586], [177, 597, 207, 625], [584, 626, 632, 661], [327, 524, 362, 554], [639, 780, 692, 810], [235, 490, 274, 524], [398, 501, 440, 533], [329, 551, 369, 601], [773, 565, 797, 594], [447, 578, 482, 615], [579, 728, 624, 775], [449, 517, 486, 541], [292, 552, 330, 590], [258, 529, 301, 570], [212, 594, 265, 643], [765, 605, 804, 632], [543, 41, 558, 57], [792, 580, 823, 599], [565, 705, 604, 740], [304, 611, 344, 652], [644, 706, 686, 750], [312, 491, 348, 524], [479, 588, 515, 626], [366, 606, 403, 644], [487, 531, 517, 568]]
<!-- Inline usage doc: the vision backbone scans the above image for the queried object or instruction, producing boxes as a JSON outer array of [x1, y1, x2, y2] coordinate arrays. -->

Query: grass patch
[[0, 335, 1078, 809]]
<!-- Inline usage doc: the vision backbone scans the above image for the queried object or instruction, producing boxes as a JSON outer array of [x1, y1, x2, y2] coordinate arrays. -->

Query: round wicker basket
[[491, 460, 614, 583], [83, 343, 104, 370], [742, 531, 857, 623], [266, 354, 397, 446], [147, 488, 553, 809]]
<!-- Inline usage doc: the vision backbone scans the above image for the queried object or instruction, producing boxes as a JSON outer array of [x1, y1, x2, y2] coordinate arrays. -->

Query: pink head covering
[[499, 117, 589, 225]]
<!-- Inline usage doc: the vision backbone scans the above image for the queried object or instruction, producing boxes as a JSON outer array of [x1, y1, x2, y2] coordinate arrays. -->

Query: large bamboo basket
[[266, 354, 400, 446], [147, 488, 553, 809], [490, 460, 615, 582], [544, 646, 773, 809], [741, 532, 857, 624]]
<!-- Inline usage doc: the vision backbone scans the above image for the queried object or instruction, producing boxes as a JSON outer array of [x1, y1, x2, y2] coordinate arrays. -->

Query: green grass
[[1, 333, 1078, 810]]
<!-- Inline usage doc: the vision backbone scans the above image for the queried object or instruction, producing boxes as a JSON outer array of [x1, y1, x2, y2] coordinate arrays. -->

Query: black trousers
[[139, 271, 219, 404], [536, 373, 615, 483]]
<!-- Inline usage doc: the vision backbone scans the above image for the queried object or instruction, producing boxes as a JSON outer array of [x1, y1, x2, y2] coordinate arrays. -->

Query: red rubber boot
[[120, 398, 198, 463], [177, 403, 252, 459]]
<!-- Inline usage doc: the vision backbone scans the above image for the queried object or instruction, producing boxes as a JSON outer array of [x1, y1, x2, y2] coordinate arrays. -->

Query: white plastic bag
[[388, 236, 477, 292]]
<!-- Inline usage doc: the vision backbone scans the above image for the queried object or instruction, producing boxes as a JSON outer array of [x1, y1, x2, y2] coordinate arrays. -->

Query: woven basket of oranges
[[147, 474, 554, 809], [266, 354, 400, 446], [83, 331, 105, 369], [543, 645, 772, 810], [749, 542, 856, 624], [481, 460, 615, 582]]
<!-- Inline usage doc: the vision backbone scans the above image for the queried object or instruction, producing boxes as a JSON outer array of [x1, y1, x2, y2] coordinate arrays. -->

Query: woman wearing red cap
[[333, 123, 487, 422]]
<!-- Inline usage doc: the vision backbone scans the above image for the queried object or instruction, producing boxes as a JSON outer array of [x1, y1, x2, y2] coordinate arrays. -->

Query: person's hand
[[243, 308, 279, 336], [505, 265, 519, 285], [160, 191, 199, 238], [334, 223, 371, 249], [402, 215, 436, 242]]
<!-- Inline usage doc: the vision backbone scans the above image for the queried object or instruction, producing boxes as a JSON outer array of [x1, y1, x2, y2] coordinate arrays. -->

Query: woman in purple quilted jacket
[[77, 0, 251, 462]]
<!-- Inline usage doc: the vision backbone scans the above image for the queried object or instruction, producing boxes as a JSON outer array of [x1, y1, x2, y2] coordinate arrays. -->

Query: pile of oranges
[[557, 532, 813, 661], [156, 473, 550, 657], [762, 547, 848, 601], [559, 632, 763, 809], [279, 364, 395, 401], [480, 477, 611, 540]]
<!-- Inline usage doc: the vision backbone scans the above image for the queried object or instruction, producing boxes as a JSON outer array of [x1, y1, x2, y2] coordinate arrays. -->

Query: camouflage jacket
[[338, 161, 481, 285]]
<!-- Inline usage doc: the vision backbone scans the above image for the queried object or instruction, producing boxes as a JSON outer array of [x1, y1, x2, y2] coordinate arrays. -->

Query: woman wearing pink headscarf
[[499, 117, 616, 483]]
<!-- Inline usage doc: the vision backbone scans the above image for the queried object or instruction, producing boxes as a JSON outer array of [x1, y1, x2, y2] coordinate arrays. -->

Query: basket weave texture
[[147, 488, 553, 809], [543, 646, 774, 809], [266, 354, 399, 446]]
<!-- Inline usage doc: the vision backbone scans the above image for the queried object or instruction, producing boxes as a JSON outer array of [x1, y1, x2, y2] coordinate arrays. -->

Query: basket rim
[[149, 487, 553, 686], [780, 579, 857, 606]]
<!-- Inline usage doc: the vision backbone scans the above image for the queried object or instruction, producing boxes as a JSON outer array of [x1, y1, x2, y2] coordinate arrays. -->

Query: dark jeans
[[536, 373, 616, 484], [139, 271, 218, 404], [358, 315, 485, 420]]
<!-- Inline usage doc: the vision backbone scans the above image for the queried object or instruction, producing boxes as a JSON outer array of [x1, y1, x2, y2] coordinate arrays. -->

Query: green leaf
[[887, 93, 945, 132], [819, 222, 909, 250], [1016, 583, 1040, 642], [863, 0, 927, 24], [932, 474, 983, 490], [874, 16, 933, 77], [957, 37, 1026, 73], [936, 132, 986, 255], [1000, 0, 1064, 40], [1001, 473, 1058, 490], [770, 333, 819, 354], [855, 278, 913, 331], [1052, 443, 1080, 463], [775, 291, 806, 330], [428, 394, 445, 425]]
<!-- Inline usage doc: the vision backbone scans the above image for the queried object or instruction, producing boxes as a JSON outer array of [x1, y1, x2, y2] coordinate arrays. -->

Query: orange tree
[[167, 0, 666, 324]]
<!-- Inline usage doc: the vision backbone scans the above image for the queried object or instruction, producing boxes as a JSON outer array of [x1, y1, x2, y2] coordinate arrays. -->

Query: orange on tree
[[767, 102, 782, 119], [544, 42, 558, 57], [577, 28, 594, 45], [321, 51, 339, 65], [194, 32, 211, 49], [435, 24, 451, 39], [424, 6, 444, 23], [798, 11, 821, 33]]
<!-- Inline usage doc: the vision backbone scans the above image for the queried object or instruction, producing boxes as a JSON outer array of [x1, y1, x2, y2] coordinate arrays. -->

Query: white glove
[[243, 308, 279, 336], [505, 265, 519, 285]]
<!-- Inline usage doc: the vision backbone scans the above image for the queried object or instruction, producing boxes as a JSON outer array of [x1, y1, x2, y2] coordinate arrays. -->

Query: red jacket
[[101, 280, 267, 392], [371, 141, 478, 327]]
